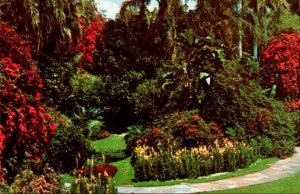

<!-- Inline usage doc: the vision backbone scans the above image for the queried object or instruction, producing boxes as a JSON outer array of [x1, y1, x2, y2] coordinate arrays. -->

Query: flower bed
[[132, 141, 257, 181]]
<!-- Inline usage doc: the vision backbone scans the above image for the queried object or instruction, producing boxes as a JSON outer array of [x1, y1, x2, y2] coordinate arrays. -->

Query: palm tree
[[156, 0, 183, 59], [193, 0, 288, 59], [237, 0, 243, 58], [0, 0, 89, 56], [241, 0, 289, 59], [119, 0, 151, 21], [192, 0, 238, 58]]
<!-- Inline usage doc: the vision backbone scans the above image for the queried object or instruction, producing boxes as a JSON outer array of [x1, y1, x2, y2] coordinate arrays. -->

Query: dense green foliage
[[1, 0, 300, 192], [46, 122, 95, 173]]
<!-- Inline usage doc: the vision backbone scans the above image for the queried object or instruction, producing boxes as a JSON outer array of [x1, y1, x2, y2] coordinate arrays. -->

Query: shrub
[[0, 21, 56, 182], [131, 79, 162, 118], [46, 119, 95, 173], [9, 167, 61, 194], [69, 68, 106, 115], [286, 100, 300, 145], [163, 111, 224, 148], [39, 56, 76, 110], [126, 111, 225, 152], [71, 106, 105, 140], [261, 33, 300, 100], [246, 100, 296, 158]]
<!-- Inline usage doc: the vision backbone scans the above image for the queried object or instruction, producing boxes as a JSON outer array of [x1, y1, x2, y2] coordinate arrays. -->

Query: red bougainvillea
[[75, 14, 104, 71], [261, 33, 300, 99], [0, 21, 56, 181]]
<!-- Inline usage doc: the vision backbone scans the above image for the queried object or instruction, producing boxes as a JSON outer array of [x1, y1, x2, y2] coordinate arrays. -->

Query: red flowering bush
[[126, 111, 225, 151], [75, 14, 104, 72], [261, 33, 300, 99], [167, 112, 224, 147], [0, 21, 56, 181]]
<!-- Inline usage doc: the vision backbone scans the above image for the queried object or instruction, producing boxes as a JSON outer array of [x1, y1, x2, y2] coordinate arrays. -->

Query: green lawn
[[112, 157, 134, 186], [207, 172, 300, 193], [91, 134, 126, 153]]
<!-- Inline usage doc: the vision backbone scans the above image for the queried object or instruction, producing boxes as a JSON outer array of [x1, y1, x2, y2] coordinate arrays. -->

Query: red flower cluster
[[286, 99, 300, 111], [76, 164, 118, 178], [247, 109, 271, 133], [99, 130, 110, 139], [75, 14, 104, 70], [0, 21, 56, 181], [175, 114, 223, 140], [93, 164, 118, 177], [262, 33, 300, 99]]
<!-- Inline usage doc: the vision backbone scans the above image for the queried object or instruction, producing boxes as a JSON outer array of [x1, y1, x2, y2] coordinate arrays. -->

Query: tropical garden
[[0, 0, 300, 193]]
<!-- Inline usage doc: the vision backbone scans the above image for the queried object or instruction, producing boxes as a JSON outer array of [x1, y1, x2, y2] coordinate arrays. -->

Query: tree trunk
[[236, 0, 243, 58], [157, 0, 181, 59]]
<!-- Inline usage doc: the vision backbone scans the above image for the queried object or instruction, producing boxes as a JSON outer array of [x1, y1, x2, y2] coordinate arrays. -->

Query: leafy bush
[[286, 100, 300, 145], [39, 56, 75, 110], [46, 119, 95, 173], [69, 69, 106, 114], [246, 99, 296, 158], [71, 106, 105, 140], [131, 79, 162, 118]]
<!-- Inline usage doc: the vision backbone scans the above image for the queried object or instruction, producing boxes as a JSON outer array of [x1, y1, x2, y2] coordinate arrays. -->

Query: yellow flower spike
[[91, 156, 94, 168], [102, 155, 106, 165]]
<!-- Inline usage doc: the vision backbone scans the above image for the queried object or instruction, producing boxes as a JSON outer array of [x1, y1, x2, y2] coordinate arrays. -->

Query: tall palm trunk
[[236, 0, 243, 58], [157, 0, 181, 59]]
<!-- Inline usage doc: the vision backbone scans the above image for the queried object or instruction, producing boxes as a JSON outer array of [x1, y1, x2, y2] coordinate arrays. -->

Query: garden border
[[118, 147, 300, 193]]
